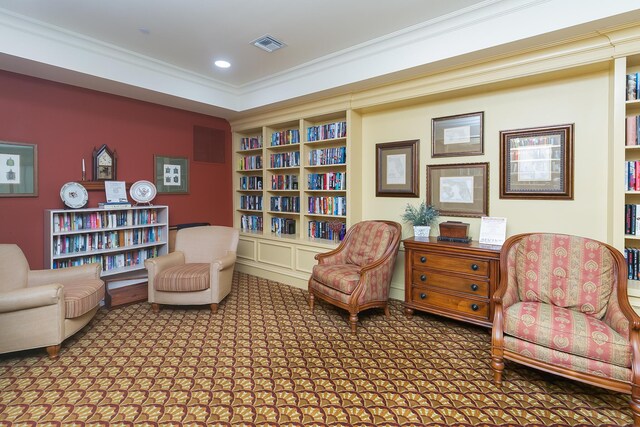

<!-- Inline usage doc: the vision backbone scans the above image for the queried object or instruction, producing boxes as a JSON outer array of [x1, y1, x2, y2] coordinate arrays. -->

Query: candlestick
[[82, 158, 86, 181]]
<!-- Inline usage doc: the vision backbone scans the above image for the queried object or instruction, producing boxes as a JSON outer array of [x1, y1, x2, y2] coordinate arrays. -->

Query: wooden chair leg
[[491, 355, 504, 386], [630, 385, 640, 427], [46, 345, 61, 359], [349, 313, 358, 334], [151, 303, 160, 313], [309, 294, 315, 312], [210, 303, 218, 314], [384, 304, 390, 318]]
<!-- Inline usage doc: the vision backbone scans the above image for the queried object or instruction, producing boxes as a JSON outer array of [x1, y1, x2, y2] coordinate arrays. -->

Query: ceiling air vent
[[252, 35, 286, 53]]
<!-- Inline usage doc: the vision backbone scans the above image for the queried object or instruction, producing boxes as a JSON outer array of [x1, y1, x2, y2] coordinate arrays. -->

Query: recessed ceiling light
[[214, 60, 231, 69]]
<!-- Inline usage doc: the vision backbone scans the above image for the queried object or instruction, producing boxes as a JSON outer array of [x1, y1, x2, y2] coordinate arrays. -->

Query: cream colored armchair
[[145, 225, 239, 313], [0, 244, 105, 358]]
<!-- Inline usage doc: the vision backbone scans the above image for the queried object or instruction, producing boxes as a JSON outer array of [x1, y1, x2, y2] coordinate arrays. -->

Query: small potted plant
[[401, 201, 439, 238]]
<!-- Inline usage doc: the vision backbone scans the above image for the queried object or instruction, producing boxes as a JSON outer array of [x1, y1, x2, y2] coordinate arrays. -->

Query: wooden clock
[[92, 144, 117, 181]]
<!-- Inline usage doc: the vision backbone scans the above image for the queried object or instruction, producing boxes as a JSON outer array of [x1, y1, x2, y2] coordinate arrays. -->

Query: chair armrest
[[0, 284, 63, 313], [212, 251, 236, 271], [27, 263, 101, 287], [144, 251, 185, 274]]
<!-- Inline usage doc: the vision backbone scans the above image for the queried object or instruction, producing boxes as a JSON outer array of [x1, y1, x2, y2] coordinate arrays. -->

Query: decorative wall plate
[[130, 180, 157, 204], [60, 182, 88, 209]]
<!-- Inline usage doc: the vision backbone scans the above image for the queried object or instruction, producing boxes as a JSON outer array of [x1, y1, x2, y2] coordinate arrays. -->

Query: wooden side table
[[403, 237, 501, 328], [104, 271, 148, 309]]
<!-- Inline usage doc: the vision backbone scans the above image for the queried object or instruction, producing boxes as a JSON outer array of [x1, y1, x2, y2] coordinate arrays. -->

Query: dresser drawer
[[411, 270, 489, 297], [412, 252, 489, 277], [410, 287, 489, 319]]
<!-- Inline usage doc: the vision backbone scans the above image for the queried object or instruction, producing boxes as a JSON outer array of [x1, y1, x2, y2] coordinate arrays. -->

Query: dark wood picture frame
[[0, 141, 38, 197], [375, 139, 419, 197], [427, 162, 489, 217], [432, 111, 484, 157], [155, 155, 189, 194], [499, 124, 574, 199]]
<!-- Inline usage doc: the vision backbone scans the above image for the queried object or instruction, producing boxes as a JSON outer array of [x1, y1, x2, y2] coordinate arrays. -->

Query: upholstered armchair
[[0, 244, 104, 358], [491, 233, 640, 424], [145, 225, 239, 313], [308, 220, 402, 333]]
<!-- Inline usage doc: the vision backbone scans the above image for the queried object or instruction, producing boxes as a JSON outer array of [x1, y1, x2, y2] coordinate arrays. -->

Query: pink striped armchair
[[308, 220, 402, 333], [491, 233, 640, 425]]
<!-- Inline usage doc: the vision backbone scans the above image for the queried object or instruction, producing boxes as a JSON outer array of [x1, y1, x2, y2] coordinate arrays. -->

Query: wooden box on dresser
[[403, 237, 501, 328]]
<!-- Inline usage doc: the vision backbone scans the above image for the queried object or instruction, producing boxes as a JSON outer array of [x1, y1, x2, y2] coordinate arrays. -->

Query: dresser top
[[402, 236, 502, 256]]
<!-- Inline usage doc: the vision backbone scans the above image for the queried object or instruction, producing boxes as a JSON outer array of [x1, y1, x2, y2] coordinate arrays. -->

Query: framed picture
[[427, 162, 488, 217], [0, 141, 37, 197], [375, 139, 419, 197], [432, 111, 484, 157], [154, 155, 189, 194], [499, 124, 574, 199]]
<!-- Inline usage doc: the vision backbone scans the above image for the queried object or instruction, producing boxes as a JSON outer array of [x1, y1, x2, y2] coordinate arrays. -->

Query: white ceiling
[[1, 0, 640, 120]]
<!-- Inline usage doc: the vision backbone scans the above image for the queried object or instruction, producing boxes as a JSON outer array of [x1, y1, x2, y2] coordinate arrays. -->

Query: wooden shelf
[[81, 181, 132, 191]]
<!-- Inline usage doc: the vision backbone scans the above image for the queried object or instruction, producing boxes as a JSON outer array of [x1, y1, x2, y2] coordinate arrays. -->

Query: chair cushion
[[155, 263, 210, 292], [346, 222, 392, 266], [63, 279, 105, 318], [311, 264, 360, 294], [504, 301, 632, 368], [515, 234, 615, 319]]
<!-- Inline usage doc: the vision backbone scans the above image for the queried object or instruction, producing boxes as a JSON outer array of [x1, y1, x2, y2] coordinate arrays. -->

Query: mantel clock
[[92, 144, 117, 181]]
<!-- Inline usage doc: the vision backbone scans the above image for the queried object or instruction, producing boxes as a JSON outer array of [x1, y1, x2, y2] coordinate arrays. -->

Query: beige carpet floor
[[0, 272, 633, 426]]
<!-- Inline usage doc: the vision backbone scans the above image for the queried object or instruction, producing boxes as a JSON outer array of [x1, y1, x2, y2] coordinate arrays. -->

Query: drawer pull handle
[[471, 263, 479, 271], [471, 303, 479, 311], [420, 256, 427, 263], [470, 284, 479, 291], [420, 293, 427, 299], [420, 274, 427, 282]]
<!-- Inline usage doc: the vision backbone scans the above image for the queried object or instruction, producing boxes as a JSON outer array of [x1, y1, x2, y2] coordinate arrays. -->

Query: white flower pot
[[413, 225, 431, 238]]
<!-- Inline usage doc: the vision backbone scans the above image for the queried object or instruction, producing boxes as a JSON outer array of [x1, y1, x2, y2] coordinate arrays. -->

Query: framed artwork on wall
[[375, 139, 419, 197], [426, 162, 488, 217], [154, 155, 189, 194], [499, 124, 574, 199], [432, 112, 484, 157], [0, 141, 37, 197]]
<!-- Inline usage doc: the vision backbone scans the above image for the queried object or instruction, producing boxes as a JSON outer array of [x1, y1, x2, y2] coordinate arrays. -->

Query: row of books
[[625, 247, 640, 280], [271, 129, 300, 146], [270, 151, 300, 168], [308, 172, 346, 191], [308, 220, 346, 241], [270, 196, 300, 213], [238, 155, 262, 171], [239, 176, 263, 190], [53, 227, 164, 256], [240, 136, 263, 150], [239, 195, 263, 211], [626, 115, 640, 146], [271, 218, 296, 235], [308, 196, 346, 216], [627, 73, 640, 101], [53, 209, 159, 233], [308, 147, 346, 166], [271, 174, 298, 190], [625, 204, 640, 235], [240, 214, 263, 232], [625, 161, 640, 191], [306, 121, 347, 142], [52, 247, 159, 272]]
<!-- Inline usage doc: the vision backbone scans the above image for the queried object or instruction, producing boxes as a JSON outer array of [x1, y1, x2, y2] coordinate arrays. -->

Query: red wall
[[0, 71, 232, 269]]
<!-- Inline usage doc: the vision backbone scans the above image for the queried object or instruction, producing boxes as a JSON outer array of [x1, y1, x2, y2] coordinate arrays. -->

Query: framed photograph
[[375, 139, 419, 197], [0, 141, 37, 197], [499, 124, 574, 199], [427, 162, 488, 217], [154, 155, 189, 194], [432, 111, 484, 157]]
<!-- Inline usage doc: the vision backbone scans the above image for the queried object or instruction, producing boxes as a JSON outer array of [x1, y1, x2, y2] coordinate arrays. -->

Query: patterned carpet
[[0, 272, 633, 426]]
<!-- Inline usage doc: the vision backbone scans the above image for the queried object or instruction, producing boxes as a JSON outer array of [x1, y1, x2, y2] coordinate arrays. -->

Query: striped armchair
[[491, 233, 640, 424], [308, 220, 402, 333]]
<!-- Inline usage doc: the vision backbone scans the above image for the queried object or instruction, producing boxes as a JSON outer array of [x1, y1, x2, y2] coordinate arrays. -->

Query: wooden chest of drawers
[[403, 237, 501, 328]]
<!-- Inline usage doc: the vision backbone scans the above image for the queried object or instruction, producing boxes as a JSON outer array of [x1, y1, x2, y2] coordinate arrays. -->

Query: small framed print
[[0, 141, 37, 197], [154, 155, 189, 194], [376, 139, 419, 197], [499, 124, 574, 199], [432, 112, 484, 157], [427, 162, 488, 217]]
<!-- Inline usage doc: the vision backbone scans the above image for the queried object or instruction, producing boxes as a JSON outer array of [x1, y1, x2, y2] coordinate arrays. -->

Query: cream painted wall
[[360, 69, 611, 243]]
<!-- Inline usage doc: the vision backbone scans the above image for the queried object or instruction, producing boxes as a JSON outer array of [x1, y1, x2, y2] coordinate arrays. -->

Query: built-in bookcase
[[44, 205, 169, 277]]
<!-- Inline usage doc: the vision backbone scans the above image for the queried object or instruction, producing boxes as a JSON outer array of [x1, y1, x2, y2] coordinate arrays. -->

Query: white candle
[[82, 158, 85, 173]]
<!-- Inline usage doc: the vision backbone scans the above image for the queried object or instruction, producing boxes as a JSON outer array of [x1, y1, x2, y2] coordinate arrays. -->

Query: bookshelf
[[44, 205, 169, 277]]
